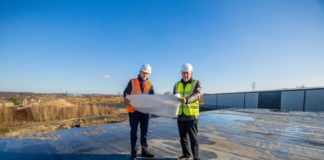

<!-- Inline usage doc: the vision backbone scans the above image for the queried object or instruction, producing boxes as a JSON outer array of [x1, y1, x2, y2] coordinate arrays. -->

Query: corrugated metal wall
[[281, 90, 305, 111], [203, 94, 217, 109], [258, 91, 281, 110], [204, 88, 324, 112], [305, 89, 324, 112], [245, 93, 258, 109], [217, 93, 245, 109]]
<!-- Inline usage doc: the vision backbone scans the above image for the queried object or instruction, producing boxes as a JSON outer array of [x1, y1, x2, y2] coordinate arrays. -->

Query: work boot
[[177, 155, 190, 160], [141, 151, 154, 158]]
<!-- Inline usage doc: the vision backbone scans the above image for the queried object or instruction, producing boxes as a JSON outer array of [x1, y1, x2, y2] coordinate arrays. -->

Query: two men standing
[[124, 63, 201, 160]]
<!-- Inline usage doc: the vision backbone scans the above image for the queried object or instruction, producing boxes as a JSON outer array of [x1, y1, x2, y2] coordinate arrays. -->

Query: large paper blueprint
[[126, 94, 181, 118]]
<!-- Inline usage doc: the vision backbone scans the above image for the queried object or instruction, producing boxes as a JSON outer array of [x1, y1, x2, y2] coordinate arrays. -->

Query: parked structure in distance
[[204, 87, 324, 112]]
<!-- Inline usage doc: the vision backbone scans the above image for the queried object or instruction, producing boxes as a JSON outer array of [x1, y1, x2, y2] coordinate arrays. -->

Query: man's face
[[140, 71, 150, 80], [182, 71, 192, 82]]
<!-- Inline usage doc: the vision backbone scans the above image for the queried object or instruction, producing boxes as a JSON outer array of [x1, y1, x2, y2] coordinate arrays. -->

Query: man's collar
[[181, 78, 193, 83], [137, 74, 147, 82]]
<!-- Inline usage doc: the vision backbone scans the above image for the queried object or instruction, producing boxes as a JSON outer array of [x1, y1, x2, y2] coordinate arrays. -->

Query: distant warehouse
[[204, 87, 324, 112]]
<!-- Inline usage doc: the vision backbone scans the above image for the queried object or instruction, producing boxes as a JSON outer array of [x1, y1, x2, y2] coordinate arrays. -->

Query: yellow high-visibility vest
[[175, 79, 199, 117]]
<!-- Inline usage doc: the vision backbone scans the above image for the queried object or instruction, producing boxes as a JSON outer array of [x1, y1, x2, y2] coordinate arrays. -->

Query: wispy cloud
[[103, 74, 111, 79]]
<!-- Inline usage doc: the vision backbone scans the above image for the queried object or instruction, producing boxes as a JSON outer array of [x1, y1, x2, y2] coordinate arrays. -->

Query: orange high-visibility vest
[[127, 78, 152, 113]]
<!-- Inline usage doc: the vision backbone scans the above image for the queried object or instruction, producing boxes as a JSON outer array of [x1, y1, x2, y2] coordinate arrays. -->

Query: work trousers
[[177, 119, 199, 160], [129, 111, 149, 156]]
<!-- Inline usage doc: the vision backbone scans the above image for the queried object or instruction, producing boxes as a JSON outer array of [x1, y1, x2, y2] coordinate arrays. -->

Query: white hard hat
[[181, 63, 193, 72], [140, 64, 152, 74]]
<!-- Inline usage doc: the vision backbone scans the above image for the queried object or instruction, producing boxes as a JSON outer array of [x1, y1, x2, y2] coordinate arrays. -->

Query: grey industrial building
[[204, 87, 324, 112]]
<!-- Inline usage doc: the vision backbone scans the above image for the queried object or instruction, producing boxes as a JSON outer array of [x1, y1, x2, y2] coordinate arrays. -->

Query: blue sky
[[0, 0, 324, 94]]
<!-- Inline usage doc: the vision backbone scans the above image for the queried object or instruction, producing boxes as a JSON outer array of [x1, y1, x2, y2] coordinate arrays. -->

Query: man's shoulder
[[148, 80, 153, 85], [129, 77, 140, 83], [193, 79, 200, 83], [175, 80, 182, 86], [127, 78, 137, 86], [194, 79, 201, 87]]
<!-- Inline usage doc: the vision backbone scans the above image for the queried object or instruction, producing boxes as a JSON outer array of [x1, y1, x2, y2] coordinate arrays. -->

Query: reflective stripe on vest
[[127, 78, 151, 112], [176, 80, 199, 116]]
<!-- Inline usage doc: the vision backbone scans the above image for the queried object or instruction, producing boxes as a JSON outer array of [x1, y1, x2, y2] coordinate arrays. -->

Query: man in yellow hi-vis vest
[[174, 63, 201, 160]]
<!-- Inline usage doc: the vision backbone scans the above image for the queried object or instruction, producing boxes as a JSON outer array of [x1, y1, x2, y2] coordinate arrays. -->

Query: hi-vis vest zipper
[[175, 79, 199, 117]]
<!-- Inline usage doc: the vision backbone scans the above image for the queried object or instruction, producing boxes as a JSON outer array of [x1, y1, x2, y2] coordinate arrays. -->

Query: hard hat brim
[[141, 70, 151, 74]]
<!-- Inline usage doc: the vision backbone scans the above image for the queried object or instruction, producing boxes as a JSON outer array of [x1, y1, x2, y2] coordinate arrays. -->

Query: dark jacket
[[123, 75, 154, 98], [173, 78, 201, 121]]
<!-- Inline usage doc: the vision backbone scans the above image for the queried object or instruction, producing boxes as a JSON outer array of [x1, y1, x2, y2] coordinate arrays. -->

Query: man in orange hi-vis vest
[[123, 64, 155, 160]]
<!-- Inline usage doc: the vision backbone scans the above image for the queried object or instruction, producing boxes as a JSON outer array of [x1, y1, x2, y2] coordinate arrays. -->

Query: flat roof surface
[[0, 109, 324, 160]]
